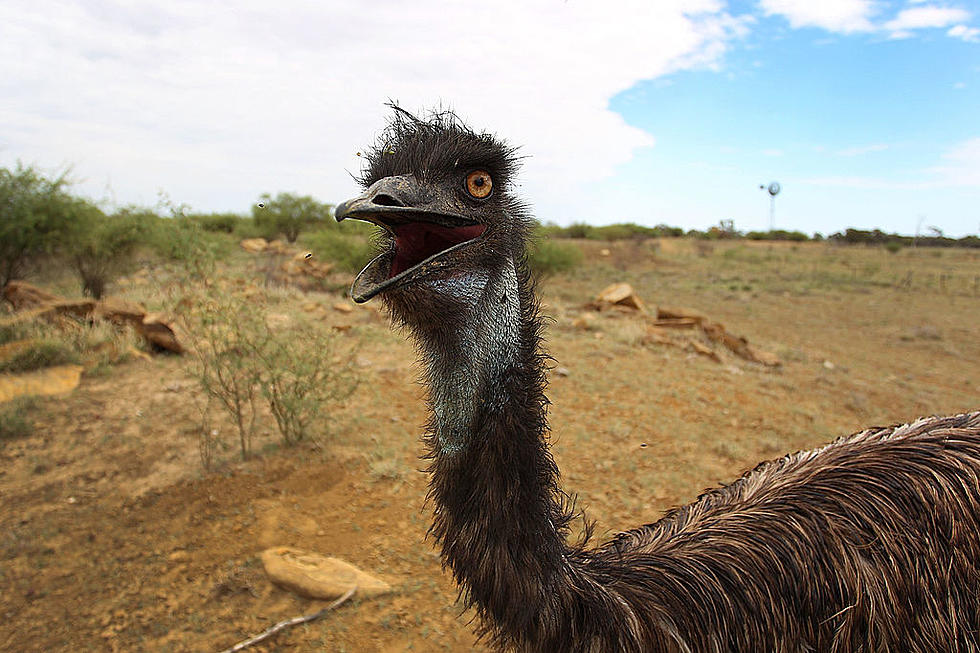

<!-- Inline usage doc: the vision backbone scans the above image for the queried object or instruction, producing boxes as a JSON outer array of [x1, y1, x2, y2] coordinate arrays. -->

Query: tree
[[252, 192, 333, 243], [0, 164, 77, 288], [66, 205, 147, 299]]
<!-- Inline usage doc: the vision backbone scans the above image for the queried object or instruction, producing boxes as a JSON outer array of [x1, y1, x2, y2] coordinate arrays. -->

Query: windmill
[[759, 181, 780, 231]]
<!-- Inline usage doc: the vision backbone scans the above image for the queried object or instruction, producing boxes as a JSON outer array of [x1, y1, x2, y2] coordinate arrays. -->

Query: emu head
[[335, 107, 531, 331]]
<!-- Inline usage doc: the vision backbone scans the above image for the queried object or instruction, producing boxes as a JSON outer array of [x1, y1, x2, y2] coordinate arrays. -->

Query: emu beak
[[335, 177, 487, 303]]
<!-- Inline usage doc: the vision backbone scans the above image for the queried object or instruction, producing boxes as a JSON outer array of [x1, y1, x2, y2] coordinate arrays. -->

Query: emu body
[[336, 108, 980, 652]]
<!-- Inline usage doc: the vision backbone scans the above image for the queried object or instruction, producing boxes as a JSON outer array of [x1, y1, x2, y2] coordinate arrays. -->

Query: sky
[[1, 0, 978, 237]]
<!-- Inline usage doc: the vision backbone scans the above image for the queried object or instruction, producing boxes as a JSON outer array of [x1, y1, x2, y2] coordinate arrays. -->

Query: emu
[[335, 107, 980, 652]]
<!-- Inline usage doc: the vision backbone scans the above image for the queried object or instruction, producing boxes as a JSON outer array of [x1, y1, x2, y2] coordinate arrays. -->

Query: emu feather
[[336, 107, 980, 652]]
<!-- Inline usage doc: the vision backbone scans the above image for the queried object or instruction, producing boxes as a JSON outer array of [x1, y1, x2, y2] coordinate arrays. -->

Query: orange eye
[[465, 170, 493, 199]]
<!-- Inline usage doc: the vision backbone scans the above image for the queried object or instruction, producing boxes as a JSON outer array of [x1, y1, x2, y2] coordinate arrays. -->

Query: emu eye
[[465, 170, 493, 199]]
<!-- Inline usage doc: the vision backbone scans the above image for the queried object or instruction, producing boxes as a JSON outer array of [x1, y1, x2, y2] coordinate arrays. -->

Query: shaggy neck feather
[[411, 259, 579, 646]]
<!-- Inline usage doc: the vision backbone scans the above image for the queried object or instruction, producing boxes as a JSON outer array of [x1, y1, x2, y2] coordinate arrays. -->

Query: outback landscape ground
[[2, 237, 979, 652]]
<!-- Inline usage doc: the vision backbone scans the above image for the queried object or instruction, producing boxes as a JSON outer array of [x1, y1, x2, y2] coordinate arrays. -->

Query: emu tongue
[[390, 222, 487, 278]]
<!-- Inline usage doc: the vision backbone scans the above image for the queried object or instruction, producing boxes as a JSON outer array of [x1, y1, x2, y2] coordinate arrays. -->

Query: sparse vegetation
[[67, 207, 147, 299], [0, 397, 36, 444], [253, 192, 334, 243], [529, 236, 582, 279], [0, 164, 79, 287], [3, 228, 980, 652], [305, 223, 377, 273], [182, 283, 358, 462], [0, 338, 78, 374]]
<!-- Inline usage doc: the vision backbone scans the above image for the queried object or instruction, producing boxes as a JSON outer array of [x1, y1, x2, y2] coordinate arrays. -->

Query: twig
[[218, 586, 357, 653]]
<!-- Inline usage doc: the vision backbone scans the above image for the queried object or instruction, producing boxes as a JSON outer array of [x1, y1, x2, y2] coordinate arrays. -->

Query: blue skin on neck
[[419, 260, 521, 455]]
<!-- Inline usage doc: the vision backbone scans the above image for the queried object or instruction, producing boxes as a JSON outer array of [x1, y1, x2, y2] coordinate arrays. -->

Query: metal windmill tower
[[759, 181, 781, 231]]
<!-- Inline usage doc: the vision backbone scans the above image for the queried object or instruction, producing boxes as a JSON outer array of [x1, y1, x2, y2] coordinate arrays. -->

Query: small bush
[[0, 338, 79, 373], [305, 227, 377, 274], [0, 319, 30, 346], [253, 193, 333, 243], [529, 238, 582, 278], [0, 164, 79, 287], [67, 207, 147, 299], [0, 398, 36, 444], [182, 286, 358, 462], [189, 212, 243, 234], [884, 241, 903, 254]]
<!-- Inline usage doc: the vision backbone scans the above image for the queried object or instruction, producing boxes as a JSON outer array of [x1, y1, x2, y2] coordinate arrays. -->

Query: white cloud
[[760, 0, 976, 41], [757, 0, 877, 33], [948, 24, 980, 41], [0, 1, 749, 217], [883, 6, 970, 31], [805, 139, 980, 190], [836, 143, 889, 156], [929, 137, 980, 187]]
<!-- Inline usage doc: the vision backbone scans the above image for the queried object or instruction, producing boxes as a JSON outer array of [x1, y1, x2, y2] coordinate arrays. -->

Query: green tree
[[253, 192, 333, 243], [0, 164, 77, 287], [66, 204, 147, 299]]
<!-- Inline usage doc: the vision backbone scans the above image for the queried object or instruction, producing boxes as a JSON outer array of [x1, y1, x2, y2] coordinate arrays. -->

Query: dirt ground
[[2, 239, 979, 652]]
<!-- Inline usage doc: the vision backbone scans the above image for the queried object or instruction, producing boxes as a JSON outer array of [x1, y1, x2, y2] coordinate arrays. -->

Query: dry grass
[[2, 237, 979, 652]]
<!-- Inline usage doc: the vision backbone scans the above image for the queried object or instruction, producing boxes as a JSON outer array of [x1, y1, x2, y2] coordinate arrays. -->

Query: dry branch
[[217, 586, 356, 653]]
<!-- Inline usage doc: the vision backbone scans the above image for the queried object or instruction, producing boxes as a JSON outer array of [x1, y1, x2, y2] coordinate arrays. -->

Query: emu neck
[[410, 260, 570, 640]]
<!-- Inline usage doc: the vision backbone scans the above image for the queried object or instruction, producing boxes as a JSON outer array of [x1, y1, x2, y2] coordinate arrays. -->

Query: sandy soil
[[2, 239, 978, 651]]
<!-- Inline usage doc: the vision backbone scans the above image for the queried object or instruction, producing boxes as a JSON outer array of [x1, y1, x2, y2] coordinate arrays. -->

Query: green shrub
[[0, 319, 30, 346], [67, 207, 147, 299], [884, 241, 903, 254], [0, 164, 79, 287], [0, 338, 78, 373], [233, 217, 275, 240], [563, 222, 594, 239], [529, 238, 582, 278], [305, 226, 377, 274], [189, 212, 243, 233], [0, 398, 36, 444], [182, 287, 358, 462], [253, 193, 333, 243]]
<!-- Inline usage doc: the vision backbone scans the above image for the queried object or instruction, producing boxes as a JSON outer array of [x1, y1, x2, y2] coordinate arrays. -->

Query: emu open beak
[[335, 176, 487, 303]]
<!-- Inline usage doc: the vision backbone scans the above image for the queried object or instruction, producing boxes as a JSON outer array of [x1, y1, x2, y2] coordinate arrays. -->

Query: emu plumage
[[336, 107, 980, 652]]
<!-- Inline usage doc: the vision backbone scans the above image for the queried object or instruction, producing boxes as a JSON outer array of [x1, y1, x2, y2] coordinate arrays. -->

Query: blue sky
[[1, 1, 978, 236], [606, 4, 980, 235]]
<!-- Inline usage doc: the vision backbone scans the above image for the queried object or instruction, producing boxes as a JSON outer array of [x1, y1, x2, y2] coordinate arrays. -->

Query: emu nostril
[[372, 193, 403, 207]]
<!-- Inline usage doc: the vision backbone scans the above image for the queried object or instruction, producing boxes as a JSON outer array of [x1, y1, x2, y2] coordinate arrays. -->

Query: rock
[[240, 238, 269, 253], [44, 299, 98, 320], [0, 364, 84, 403], [260, 547, 392, 600], [652, 318, 699, 329], [278, 253, 334, 284], [94, 297, 148, 327], [333, 302, 354, 314], [554, 367, 570, 377], [571, 313, 596, 330], [657, 306, 707, 324], [137, 314, 184, 354], [266, 240, 291, 254], [642, 328, 672, 346], [746, 346, 781, 367], [702, 321, 780, 367], [600, 248, 611, 256], [688, 340, 721, 362], [168, 550, 191, 563], [2, 281, 59, 309], [595, 283, 645, 312]]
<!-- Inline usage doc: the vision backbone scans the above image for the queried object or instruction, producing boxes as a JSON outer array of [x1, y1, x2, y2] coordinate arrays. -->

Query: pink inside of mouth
[[389, 223, 487, 278]]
